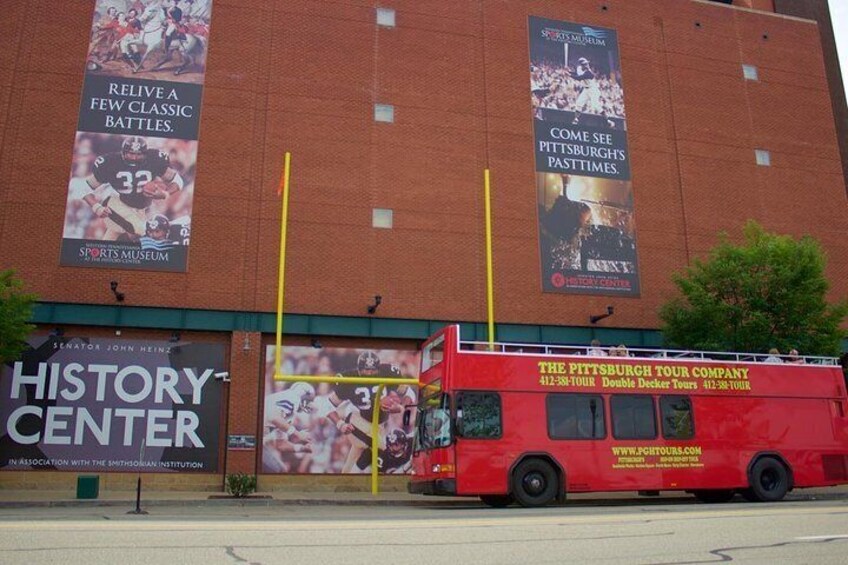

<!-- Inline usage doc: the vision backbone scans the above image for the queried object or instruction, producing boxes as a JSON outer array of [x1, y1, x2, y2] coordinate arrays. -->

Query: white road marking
[[795, 534, 848, 540]]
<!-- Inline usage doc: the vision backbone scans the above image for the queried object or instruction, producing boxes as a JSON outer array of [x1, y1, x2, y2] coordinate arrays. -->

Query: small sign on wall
[[228, 435, 256, 450]]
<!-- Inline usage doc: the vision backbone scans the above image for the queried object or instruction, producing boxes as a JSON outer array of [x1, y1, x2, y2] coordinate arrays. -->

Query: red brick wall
[[0, 0, 845, 331]]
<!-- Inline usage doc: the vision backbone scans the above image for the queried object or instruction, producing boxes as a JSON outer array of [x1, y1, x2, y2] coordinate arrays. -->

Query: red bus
[[408, 325, 848, 507]]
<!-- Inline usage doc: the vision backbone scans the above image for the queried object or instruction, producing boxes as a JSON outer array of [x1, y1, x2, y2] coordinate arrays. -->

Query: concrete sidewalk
[[1, 485, 847, 509]]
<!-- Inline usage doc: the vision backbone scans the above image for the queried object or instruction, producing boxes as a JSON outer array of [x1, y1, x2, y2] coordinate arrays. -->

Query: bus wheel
[[747, 457, 789, 502], [692, 489, 735, 503], [512, 459, 558, 507], [480, 494, 514, 508]]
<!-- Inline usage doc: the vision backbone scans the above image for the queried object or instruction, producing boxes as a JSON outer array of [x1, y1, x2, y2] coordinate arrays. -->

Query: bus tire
[[512, 458, 558, 507], [747, 457, 789, 502], [480, 494, 514, 508], [692, 489, 735, 504]]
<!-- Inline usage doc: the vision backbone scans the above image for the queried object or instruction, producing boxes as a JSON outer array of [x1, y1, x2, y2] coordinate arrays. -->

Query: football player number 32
[[354, 386, 386, 410], [115, 170, 153, 193]]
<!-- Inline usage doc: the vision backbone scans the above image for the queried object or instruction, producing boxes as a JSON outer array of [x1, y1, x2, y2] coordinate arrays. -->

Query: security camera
[[214, 371, 230, 382]]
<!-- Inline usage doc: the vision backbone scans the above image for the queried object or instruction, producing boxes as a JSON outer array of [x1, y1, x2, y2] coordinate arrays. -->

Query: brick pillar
[[225, 331, 262, 476]]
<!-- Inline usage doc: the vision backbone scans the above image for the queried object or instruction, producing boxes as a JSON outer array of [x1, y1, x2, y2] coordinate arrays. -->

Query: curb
[[1, 491, 846, 510], [0, 497, 475, 509]]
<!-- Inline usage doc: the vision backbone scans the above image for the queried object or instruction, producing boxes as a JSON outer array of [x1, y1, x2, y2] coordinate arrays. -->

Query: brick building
[[0, 0, 845, 492]]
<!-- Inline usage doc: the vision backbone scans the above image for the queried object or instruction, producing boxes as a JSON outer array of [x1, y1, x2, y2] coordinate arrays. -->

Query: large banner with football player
[[529, 17, 641, 295], [0, 335, 226, 473], [60, 0, 213, 272], [262, 346, 419, 475]]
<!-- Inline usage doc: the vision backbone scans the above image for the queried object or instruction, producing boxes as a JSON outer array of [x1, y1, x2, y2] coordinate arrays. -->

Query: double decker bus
[[409, 325, 848, 507]]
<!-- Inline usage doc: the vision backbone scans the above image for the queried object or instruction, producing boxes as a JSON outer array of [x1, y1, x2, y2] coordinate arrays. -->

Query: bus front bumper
[[407, 478, 456, 496]]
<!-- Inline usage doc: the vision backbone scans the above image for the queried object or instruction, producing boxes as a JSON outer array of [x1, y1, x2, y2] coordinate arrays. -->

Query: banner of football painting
[[0, 336, 225, 472], [262, 346, 419, 475], [529, 16, 640, 295], [60, 0, 213, 272]]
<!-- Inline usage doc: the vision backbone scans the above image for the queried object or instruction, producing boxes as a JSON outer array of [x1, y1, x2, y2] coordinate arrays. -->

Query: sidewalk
[[1, 485, 847, 509]]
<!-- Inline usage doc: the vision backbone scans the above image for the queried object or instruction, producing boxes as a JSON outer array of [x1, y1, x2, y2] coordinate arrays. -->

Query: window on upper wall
[[742, 64, 759, 81], [374, 104, 394, 123], [755, 149, 771, 166], [372, 208, 393, 229], [376, 7, 396, 28]]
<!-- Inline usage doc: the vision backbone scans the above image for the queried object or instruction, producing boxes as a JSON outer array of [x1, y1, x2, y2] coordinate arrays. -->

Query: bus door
[[454, 391, 506, 494]]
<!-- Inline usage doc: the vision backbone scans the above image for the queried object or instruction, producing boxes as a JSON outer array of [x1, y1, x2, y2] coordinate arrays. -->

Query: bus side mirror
[[402, 409, 411, 427]]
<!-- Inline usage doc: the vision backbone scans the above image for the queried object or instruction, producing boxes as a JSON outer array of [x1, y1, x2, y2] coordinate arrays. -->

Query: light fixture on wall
[[367, 295, 382, 315], [110, 281, 125, 302], [590, 305, 614, 325], [242, 333, 251, 352], [311, 339, 323, 349], [169, 331, 181, 343]]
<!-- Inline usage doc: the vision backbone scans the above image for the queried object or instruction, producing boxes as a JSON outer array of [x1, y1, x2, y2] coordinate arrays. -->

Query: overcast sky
[[830, 0, 847, 95]]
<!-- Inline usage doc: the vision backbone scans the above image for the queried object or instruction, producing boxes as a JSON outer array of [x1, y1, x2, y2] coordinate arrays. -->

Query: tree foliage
[[659, 222, 847, 356], [0, 270, 37, 364]]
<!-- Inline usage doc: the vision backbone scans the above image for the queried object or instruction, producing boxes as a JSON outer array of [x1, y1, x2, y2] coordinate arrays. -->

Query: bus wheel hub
[[524, 473, 545, 494]]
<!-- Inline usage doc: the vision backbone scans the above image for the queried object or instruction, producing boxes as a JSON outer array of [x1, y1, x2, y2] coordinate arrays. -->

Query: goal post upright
[[271, 151, 419, 494]]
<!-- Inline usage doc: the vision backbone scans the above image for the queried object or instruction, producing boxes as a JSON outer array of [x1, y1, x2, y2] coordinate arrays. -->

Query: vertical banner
[[0, 336, 226, 472], [60, 0, 213, 272], [262, 346, 420, 475], [529, 17, 640, 295]]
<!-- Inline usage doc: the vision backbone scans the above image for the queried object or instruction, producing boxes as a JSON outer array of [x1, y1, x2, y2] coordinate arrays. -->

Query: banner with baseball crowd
[[529, 16, 641, 295], [0, 336, 226, 473], [262, 346, 420, 475], [60, 0, 213, 272]]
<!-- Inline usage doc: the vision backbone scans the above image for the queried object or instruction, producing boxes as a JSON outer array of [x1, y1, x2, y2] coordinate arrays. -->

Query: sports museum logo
[[541, 26, 609, 46]]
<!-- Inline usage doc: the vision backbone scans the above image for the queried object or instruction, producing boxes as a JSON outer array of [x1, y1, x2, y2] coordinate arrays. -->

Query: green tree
[[0, 270, 37, 364], [659, 222, 847, 356]]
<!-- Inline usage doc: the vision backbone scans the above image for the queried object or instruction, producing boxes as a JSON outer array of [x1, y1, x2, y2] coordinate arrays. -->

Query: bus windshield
[[415, 392, 452, 451]]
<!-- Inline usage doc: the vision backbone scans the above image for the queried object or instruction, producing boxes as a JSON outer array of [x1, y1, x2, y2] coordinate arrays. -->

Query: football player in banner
[[321, 351, 415, 473], [82, 136, 183, 241], [262, 346, 419, 474], [62, 133, 196, 269]]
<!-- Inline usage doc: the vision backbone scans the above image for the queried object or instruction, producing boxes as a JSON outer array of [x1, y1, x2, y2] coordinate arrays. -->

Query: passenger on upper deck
[[610, 344, 629, 357], [787, 349, 805, 364], [764, 348, 784, 363], [587, 339, 608, 357]]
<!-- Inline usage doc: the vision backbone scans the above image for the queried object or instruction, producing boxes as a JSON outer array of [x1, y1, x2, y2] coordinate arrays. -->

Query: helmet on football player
[[386, 429, 408, 456], [357, 351, 381, 376], [290, 382, 316, 413], [145, 215, 170, 240], [121, 136, 147, 164]]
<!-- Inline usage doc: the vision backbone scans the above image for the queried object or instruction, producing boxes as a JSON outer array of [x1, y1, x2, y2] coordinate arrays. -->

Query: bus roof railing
[[457, 339, 841, 366]]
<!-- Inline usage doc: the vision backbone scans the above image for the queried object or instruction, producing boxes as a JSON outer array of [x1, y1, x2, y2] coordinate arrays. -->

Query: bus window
[[415, 392, 452, 451], [660, 396, 695, 440], [611, 395, 657, 440], [456, 392, 502, 439], [546, 394, 605, 439], [422, 335, 445, 373]]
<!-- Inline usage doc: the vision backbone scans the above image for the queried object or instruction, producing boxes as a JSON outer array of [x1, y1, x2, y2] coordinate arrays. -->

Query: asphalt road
[[1, 499, 847, 564]]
